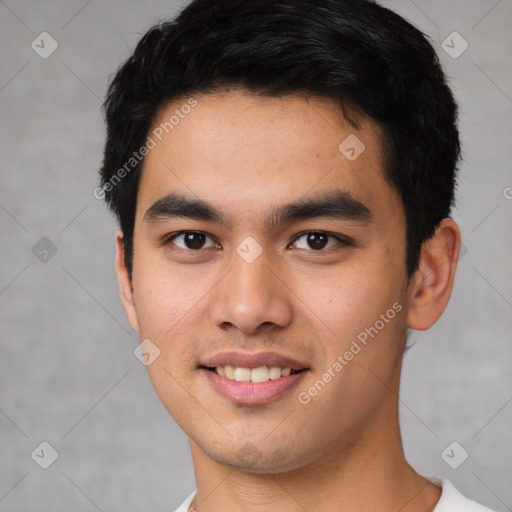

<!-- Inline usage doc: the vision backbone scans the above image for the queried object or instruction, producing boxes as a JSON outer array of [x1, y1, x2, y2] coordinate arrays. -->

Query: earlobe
[[115, 232, 140, 333], [407, 219, 461, 331]]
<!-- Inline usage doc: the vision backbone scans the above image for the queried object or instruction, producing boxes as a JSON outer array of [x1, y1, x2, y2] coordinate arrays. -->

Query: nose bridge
[[209, 240, 293, 333]]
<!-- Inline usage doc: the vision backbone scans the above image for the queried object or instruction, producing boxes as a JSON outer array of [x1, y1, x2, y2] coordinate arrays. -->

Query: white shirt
[[171, 479, 497, 511]]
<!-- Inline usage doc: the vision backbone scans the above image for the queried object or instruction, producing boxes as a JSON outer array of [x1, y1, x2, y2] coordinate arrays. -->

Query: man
[[98, 0, 497, 510]]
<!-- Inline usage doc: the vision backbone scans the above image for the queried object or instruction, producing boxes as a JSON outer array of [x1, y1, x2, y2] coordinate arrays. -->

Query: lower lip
[[201, 368, 308, 405]]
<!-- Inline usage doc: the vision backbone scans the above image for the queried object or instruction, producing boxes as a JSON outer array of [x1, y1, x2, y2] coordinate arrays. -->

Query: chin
[[219, 456, 302, 475], [203, 440, 317, 475]]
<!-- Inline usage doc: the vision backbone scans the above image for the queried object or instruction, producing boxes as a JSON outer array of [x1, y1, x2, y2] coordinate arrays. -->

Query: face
[[120, 90, 414, 473]]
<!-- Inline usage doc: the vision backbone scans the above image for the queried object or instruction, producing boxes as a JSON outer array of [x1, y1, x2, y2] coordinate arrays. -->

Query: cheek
[[130, 245, 217, 378], [130, 247, 187, 344], [300, 259, 404, 339], [295, 249, 407, 394], [295, 270, 406, 428]]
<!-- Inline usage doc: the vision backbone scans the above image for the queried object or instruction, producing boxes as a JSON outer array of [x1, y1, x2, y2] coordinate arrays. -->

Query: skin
[[115, 89, 461, 511]]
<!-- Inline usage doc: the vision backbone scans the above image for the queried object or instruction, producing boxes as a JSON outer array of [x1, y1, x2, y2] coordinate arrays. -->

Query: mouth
[[200, 365, 307, 383], [198, 351, 310, 405]]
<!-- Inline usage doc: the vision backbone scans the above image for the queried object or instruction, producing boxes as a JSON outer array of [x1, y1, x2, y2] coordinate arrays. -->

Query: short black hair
[[99, 0, 460, 278]]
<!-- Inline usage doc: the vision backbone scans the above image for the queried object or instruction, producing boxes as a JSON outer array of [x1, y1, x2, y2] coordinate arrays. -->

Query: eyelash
[[162, 230, 351, 254]]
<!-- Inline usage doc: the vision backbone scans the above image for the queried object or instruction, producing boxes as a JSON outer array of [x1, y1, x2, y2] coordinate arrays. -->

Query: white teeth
[[234, 367, 251, 382], [251, 366, 269, 383], [225, 365, 235, 379], [214, 365, 297, 382], [269, 366, 282, 380]]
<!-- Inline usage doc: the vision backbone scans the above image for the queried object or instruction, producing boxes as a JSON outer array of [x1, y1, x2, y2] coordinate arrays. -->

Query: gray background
[[0, 0, 511, 511]]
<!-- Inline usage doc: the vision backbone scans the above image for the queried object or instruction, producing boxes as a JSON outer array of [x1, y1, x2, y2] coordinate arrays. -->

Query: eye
[[165, 231, 220, 251], [163, 230, 349, 253], [289, 231, 348, 252]]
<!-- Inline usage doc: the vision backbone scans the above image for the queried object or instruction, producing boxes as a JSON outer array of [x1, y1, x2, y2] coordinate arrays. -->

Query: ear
[[115, 231, 140, 333], [407, 219, 461, 331]]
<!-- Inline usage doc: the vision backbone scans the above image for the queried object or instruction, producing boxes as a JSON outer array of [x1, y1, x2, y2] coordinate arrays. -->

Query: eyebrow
[[143, 190, 373, 230]]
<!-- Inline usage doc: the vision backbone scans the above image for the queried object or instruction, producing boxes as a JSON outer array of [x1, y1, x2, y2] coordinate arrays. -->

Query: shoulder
[[171, 490, 196, 512], [434, 479, 498, 512]]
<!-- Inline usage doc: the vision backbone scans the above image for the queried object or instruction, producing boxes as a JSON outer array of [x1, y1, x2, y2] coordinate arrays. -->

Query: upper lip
[[200, 351, 309, 370]]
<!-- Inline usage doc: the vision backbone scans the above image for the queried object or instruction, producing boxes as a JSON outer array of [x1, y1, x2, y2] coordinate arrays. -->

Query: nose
[[209, 245, 294, 335]]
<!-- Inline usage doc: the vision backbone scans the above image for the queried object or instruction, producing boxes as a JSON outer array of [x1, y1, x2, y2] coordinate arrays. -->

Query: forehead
[[136, 91, 401, 228]]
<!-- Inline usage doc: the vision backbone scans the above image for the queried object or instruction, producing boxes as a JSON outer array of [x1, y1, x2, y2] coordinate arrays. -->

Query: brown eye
[[306, 232, 328, 250], [291, 231, 346, 251], [167, 232, 218, 250]]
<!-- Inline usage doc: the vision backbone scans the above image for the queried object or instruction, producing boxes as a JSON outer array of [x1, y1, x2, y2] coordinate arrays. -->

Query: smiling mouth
[[201, 365, 307, 383]]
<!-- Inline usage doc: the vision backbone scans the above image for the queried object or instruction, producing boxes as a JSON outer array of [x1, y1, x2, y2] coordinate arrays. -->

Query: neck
[[187, 365, 441, 512]]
